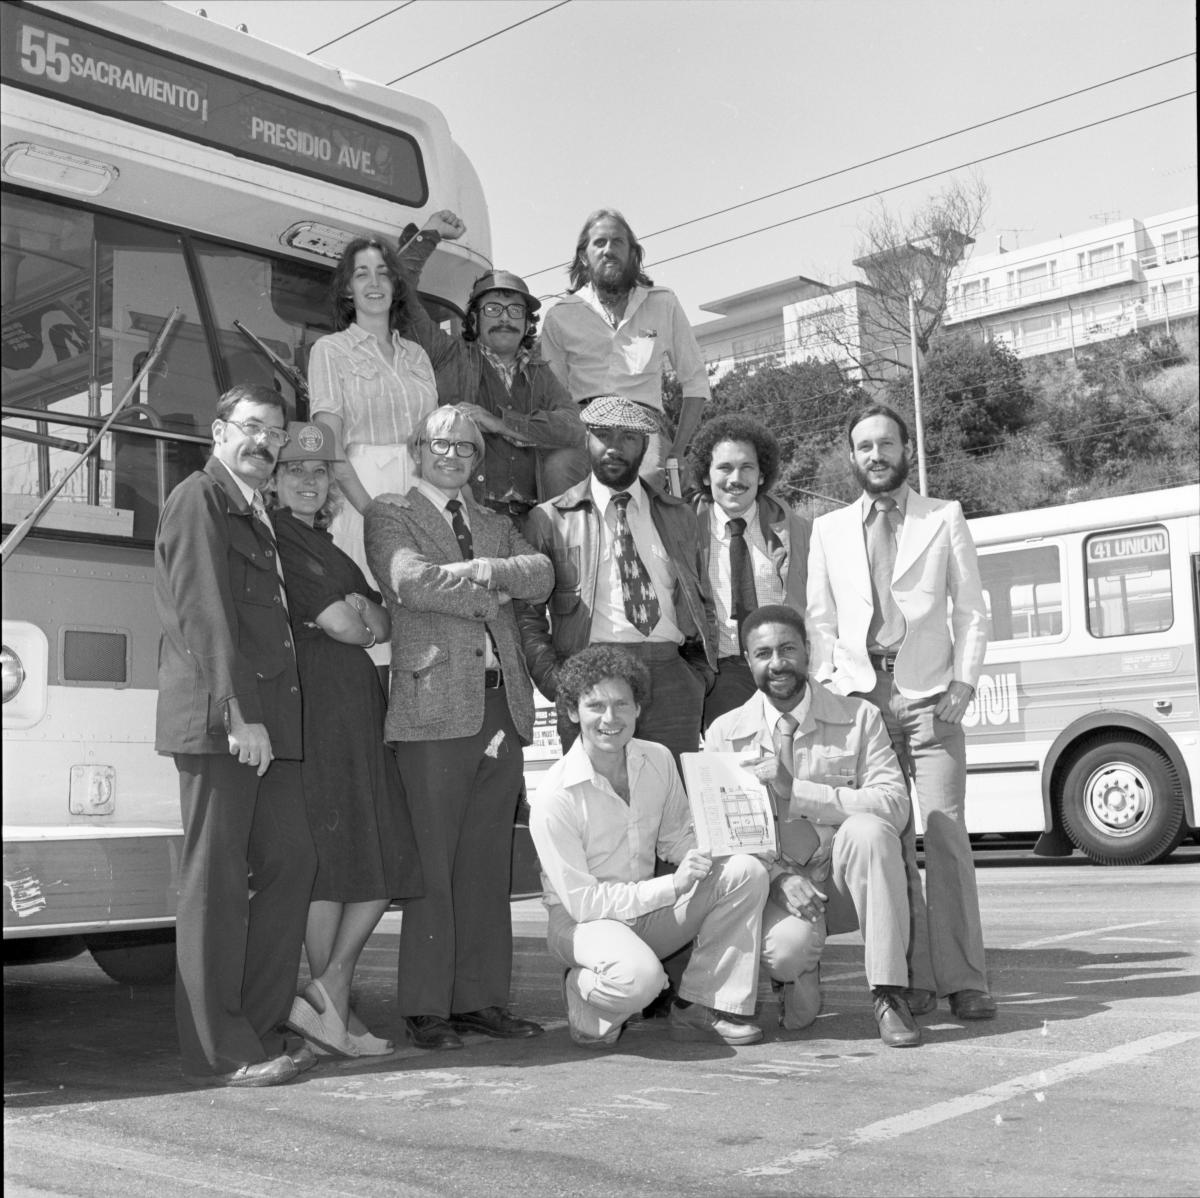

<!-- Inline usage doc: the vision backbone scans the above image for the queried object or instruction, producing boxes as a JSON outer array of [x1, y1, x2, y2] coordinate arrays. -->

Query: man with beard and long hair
[[517, 395, 716, 764], [807, 403, 996, 1025], [705, 606, 918, 1047], [539, 209, 711, 490]]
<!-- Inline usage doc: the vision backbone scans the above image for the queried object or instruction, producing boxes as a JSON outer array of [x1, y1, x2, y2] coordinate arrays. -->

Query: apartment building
[[693, 205, 1198, 377], [940, 206, 1197, 357]]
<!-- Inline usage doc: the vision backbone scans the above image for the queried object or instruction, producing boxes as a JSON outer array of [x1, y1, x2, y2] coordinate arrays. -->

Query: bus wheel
[[1059, 736, 1186, 866], [85, 931, 176, 986]]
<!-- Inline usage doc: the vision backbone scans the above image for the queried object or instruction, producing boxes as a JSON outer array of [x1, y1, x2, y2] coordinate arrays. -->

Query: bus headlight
[[1, 643, 26, 703]]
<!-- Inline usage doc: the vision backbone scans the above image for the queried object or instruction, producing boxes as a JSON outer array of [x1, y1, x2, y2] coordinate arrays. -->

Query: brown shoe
[[872, 988, 921, 1048], [183, 1052, 300, 1088], [949, 989, 997, 1020]]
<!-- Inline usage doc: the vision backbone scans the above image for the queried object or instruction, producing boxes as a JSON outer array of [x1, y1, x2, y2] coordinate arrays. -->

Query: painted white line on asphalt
[[1070, 971, 1189, 985], [1098, 936, 1179, 944], [1015, 921, 1164, 949], [740, 1030, 1199, 1176]]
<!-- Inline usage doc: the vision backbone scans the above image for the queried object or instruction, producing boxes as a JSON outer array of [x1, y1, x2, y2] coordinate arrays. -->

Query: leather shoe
[[904, 987, 938, 1017], [949, 989, 997, 1020], [405, 1015, 464, 1050], [872, 988, 921, 1048], [183, 1052, 300, 1088], [449, 1006, 543, 1039], [668, 1000, 763, 1046]]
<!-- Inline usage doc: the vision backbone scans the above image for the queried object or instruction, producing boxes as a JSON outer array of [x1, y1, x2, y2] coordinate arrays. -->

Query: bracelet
[[361, 626, 376, 648]]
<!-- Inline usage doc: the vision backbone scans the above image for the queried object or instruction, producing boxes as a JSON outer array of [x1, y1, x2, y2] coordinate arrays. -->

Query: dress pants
[[760, 813, 909, 989], [547, 854, 768, 1037], [857, 670, 989, 996], [173, 754, 316, 1077], [702, 655, 757, 732], [393, 687, 522, 1017], [557, 642, 707, 766]]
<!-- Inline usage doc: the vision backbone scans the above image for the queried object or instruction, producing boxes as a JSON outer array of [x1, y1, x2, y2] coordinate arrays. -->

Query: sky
[[163, 0, 1197, 324]]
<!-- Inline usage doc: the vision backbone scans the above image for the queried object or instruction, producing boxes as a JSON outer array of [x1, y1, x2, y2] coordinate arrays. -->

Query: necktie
[[866, 496, 903, 650], [445, 497, 474, 560], [727, 516, 759, 645], [771, 711, 820, 866], [251, 494, 288, 611], [611, 492, 660, 638]]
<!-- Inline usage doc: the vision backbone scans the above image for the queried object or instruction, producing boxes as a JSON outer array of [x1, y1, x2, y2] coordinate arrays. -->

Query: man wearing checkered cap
[[517, 395, 717, 764]]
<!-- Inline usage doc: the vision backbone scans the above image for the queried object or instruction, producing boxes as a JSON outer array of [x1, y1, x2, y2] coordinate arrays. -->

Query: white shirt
[[707, 501, 786, 657], [587, 476, 682, 645]]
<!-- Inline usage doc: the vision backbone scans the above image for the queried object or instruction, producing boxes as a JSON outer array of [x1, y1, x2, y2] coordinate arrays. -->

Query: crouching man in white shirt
[[528, 644, 769, 1049]]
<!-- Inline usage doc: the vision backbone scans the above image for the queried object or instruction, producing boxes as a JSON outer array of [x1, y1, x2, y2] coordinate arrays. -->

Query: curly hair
[[330, 237, 416, 333], [462, 291, 539, 354], [688, 414, 781, 498], [554, 645, 650, 724]]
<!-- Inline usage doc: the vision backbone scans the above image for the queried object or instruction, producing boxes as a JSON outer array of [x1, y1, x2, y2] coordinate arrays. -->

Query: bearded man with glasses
[[397, 211, 586, 524], [364, 407, 554, 1050]]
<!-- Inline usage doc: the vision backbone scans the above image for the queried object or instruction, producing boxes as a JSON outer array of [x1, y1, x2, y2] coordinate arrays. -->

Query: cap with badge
[[579, 395, 659, 434], [276, 421, 344, 462]]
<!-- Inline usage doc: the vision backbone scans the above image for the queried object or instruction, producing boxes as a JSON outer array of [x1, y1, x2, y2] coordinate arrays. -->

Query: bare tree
[[800, 175, 989, 384]]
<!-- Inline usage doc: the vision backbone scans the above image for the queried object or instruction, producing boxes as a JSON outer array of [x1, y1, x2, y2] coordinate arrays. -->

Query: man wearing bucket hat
[[398, 212, 586, 522], [517, 394, 717, 764]]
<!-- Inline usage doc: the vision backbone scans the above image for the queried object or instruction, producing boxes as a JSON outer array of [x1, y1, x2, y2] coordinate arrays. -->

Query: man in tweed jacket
[[365, 408, 553, 1051]]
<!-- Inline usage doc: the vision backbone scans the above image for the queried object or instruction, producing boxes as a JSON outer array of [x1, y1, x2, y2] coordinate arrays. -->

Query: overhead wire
[[309, 3, 415, 55], [386, 0, 572, 85], [527, 89, 1196, 285]]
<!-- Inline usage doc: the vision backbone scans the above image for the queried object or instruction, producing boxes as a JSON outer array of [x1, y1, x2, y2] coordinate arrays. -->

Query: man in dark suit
[[155, 382, 317, 1087]]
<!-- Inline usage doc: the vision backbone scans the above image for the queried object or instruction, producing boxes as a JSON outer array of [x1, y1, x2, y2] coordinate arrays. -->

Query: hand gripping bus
[[1, 0, 497, 982]]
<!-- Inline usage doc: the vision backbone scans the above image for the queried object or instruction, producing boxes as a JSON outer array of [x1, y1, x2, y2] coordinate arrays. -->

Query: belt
[[484, 667, 504, 689], [868, 651, 898, 673]]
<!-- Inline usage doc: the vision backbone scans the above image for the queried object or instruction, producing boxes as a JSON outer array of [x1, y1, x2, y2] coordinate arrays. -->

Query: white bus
[[958, 484, 1200, 865], [2, 0, 493, 980]]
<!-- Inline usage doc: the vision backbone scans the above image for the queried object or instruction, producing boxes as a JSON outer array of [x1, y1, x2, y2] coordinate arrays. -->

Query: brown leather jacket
[[516, 478, 718, 700]]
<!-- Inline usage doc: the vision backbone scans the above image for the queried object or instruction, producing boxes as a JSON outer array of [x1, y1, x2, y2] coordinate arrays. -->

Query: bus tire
[[85, 931, 176, 986], [1058, 735, 1186, 866]]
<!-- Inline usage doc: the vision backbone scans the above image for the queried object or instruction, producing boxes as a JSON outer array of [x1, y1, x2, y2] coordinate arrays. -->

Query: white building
[[942, 206, 1198, 357]]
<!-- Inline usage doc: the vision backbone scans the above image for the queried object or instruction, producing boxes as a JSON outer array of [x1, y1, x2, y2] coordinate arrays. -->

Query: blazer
[[154, 458, 301, 757], [516, 477, 718, 701], [364, 489, 554, 743], [695, 491, 811, 619], [807, 489, 988, 700]]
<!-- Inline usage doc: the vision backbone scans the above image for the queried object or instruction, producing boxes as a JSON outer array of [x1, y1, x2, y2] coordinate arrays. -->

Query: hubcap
[[1082, 762, 1153, 838]]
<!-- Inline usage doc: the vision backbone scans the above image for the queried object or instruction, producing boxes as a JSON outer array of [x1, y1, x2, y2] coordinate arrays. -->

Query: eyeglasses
[[479, 301, 527, 320], [425, 438, 478, 459], [224, 418, 290, 447]]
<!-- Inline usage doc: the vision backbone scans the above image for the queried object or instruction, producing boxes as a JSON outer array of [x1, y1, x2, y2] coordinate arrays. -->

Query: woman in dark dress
[[269, 422, 422, 1057]]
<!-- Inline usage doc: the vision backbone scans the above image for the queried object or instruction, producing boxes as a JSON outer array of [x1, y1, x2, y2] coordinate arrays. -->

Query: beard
[[591, 444, 646, 490], [590, 255, 638, 296], [853, 452, 909, 495]]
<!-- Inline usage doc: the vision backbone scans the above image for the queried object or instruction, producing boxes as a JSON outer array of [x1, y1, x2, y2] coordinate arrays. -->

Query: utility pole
[[908, 288, 929, 495]]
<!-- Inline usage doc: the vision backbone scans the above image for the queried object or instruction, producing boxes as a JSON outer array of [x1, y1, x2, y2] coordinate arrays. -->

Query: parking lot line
[[739, 1030, 1199, 1176], [1015, 921, 1165, 949]]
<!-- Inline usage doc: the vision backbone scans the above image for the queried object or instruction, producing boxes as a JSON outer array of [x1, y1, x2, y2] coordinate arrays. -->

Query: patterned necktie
[[866, 496, 903, 650], [445, 498, 474, 560], [251, 494, 288, 611], [611, 492, 660, 637], [727, 516, 759, 644]]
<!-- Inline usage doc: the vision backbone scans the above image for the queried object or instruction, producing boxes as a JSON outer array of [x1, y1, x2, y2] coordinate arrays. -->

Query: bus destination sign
[[1, 6, 428, 206], [1086, 527, 1169, 570]]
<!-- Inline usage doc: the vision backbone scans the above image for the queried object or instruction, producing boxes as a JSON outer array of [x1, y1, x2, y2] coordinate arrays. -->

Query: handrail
[[1, 307, 182, 565]]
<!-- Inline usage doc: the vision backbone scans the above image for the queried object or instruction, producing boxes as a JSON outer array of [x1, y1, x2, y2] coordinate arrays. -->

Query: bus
[[1, 0, 494, 981], [956, 484, 1200, 865]]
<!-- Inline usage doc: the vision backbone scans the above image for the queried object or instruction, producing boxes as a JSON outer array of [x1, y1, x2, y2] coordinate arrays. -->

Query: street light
[[907, 282, 929, 495]]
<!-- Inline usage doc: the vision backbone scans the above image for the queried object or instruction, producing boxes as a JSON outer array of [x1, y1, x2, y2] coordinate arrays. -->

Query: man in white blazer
[[807, 403, 995, 1021]]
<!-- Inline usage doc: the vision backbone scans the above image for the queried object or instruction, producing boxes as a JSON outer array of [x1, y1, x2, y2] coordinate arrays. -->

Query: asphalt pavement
[[5, 844, 1199, 1197]]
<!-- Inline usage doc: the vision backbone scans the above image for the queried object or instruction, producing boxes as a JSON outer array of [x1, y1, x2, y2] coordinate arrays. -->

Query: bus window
[[979, 545, 1063, 641], [1085, 525, 1174, 637], [192, 240, 333, 411], [2, 194, 216, 541]]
